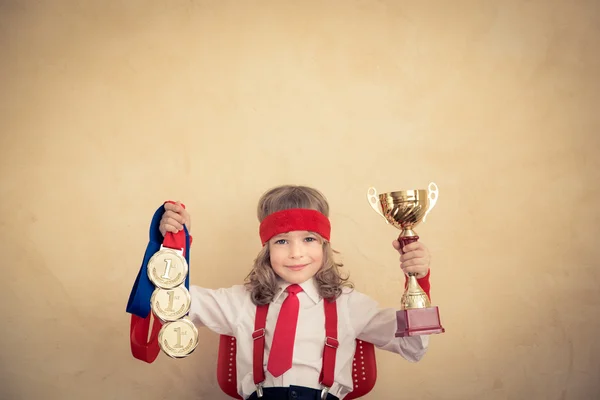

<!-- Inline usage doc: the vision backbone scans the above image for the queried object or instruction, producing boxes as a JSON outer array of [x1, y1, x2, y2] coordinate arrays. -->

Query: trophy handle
[[367, 187, 389, 224], [423, 182, 439, 222]]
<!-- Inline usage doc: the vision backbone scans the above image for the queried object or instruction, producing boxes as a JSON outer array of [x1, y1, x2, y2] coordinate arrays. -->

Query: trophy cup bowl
[[367, 182, 445, 337]]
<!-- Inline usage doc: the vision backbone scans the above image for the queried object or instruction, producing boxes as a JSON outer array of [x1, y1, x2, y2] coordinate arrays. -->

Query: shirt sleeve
[[347, 290, 429, 362], [188, 284, 248, 336]]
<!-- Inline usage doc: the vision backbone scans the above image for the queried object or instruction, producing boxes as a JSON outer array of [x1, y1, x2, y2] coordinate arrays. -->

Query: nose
[[288, 241, 304, 259]]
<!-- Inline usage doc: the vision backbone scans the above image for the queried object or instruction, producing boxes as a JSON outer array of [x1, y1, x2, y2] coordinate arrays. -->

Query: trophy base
[[395, 306, 445, 337]]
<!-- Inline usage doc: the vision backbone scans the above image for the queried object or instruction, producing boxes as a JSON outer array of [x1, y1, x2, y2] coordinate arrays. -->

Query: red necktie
[[267, 284, 303, 377]]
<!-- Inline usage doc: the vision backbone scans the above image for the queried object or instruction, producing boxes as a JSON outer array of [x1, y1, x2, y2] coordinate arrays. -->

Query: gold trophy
[[367, 182, 445, 337]]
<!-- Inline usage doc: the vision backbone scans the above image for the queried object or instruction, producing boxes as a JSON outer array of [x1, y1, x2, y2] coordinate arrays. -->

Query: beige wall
[[1, 1, 599, 399]]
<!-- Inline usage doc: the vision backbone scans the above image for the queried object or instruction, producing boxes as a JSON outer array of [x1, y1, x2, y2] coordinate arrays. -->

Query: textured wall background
[[1, 1, 599, 399]]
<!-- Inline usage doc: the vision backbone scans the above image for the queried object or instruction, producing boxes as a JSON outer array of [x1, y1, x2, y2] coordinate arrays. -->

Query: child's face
[[268, 230, 324, 284]]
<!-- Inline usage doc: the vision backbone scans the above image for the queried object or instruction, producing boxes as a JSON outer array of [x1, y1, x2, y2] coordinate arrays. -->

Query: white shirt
[[188, 278, 429, 399]]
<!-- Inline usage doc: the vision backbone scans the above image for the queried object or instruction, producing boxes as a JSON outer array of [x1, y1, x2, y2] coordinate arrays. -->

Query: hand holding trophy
[[367, 183, 445, 337]]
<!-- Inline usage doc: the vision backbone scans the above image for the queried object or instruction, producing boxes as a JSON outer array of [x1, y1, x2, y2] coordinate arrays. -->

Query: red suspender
[[252, 298, 338, 392], [320, 298, 338, 388], [253, 304, 269, 391]]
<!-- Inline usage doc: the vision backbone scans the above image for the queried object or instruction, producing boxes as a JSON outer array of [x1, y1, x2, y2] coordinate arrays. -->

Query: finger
[[171, 204, 191, 224], [392, 240, 401, 251], [164, 202, 178, 211], [162, 223, 181, 234], [401, 258, 428, 268], [165, 217, 184, 230], [400, 250, 427, 262], [164, 202, 186, 214], [160, 216, 184, 231], [163, 210, 186, 225], [175, 201, 190, 222], [402, 241, 424, 253]]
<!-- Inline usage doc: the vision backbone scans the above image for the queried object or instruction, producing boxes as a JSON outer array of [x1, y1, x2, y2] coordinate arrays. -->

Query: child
[[159, 185, 432, 400]]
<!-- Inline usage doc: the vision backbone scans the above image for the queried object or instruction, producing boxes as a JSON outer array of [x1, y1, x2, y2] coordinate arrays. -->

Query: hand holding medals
[[126, 201, 198, 362], [148, 202, 198, 358]]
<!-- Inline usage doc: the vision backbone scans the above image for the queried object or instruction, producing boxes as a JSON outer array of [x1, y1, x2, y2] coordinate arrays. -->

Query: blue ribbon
[[126, 204, 191, 318]]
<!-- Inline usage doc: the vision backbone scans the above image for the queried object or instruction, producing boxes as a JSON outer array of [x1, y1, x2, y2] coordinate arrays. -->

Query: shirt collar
[[273, 277, 321, 304]]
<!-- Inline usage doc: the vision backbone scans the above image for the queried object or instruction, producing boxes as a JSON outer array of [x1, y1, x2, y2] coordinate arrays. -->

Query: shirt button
[[290, 390, 298, 398]]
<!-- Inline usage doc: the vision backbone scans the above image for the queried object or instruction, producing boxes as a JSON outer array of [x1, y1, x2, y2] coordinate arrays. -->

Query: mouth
[[286, 264, 308, 271]]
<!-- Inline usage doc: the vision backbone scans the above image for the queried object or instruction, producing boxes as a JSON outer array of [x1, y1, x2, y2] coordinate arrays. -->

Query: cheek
[[269, 249, 284, 267], [312, 249, 325, 265]]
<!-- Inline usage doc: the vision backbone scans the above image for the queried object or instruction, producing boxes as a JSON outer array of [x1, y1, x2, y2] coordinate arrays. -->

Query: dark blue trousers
[[247, 385, 339, 400]]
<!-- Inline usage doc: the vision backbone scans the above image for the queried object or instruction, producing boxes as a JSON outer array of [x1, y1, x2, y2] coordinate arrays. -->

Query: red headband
[[259, 208, 331, 245]]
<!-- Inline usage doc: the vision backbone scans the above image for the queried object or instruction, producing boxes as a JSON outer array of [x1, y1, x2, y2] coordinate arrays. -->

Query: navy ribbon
[[126, 204, 191, 318]]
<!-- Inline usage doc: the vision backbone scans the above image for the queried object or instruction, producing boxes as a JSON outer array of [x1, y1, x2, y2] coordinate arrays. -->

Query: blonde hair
[[244, 185, 353, 305]]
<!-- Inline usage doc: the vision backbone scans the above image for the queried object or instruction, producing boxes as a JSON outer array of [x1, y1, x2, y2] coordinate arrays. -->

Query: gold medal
[[147, 247, 188, 289], [150, 286, 191, 322], [158, 318, 199, 358]]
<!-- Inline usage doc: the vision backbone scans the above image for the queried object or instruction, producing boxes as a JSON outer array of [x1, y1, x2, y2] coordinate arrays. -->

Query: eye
[[274, 239, 287, 245], [304, 237, 317, 242]]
